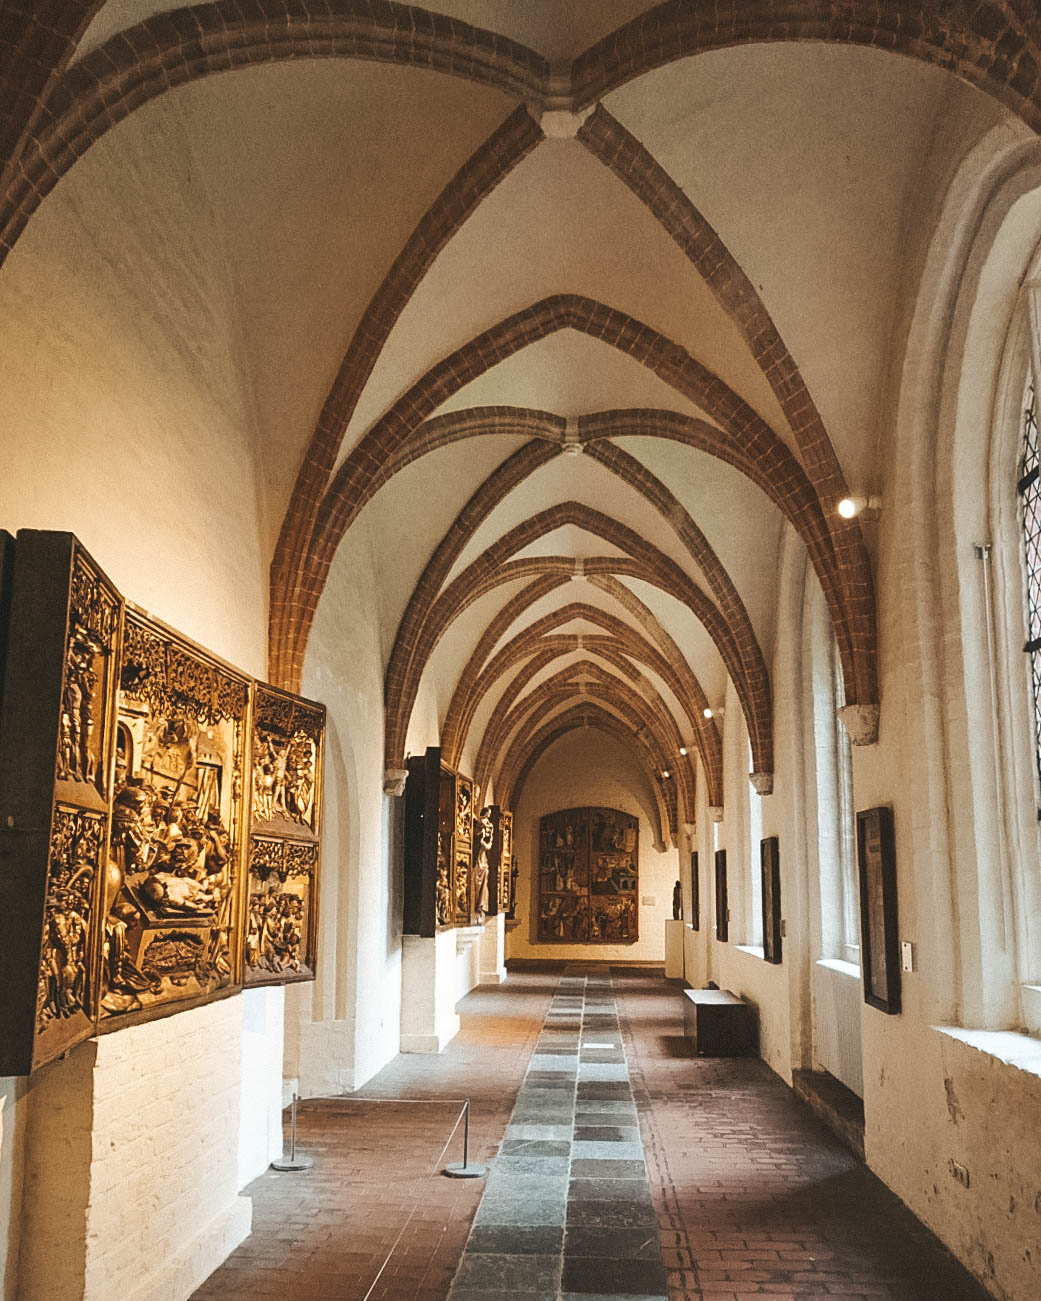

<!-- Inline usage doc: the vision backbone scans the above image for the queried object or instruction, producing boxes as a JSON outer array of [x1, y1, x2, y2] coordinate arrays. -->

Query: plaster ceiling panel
[[620, 577, 727, 708], [605, 43, 1002, 494], [71, 59, 516, 550], [344, 140, 789, 450], [349, 434, 528, 660], [420, 1, 654, 61], [420, 577, 535, 726], [444, 446, 710, 585], [615, 438, 785, 656], [431, 333, 712, 424], [481, 581, 628, 664], [75, 0, 170, 58], [496, 652, 690, 745], [510, 528, 629, 563]]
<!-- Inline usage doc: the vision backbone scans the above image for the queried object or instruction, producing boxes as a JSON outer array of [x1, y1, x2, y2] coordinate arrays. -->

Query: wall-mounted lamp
[[703, 705, 725, 721], [837, 494, 882, 520], [678, 746, 688, 756], [661, 769, 671, 779]]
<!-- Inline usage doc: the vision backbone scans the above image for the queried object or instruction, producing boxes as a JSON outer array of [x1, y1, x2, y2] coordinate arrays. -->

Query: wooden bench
[[682, 988, 756, 1056]]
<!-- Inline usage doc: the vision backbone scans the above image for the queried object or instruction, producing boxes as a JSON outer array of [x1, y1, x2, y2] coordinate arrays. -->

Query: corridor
[[192, 968, 990, 1301]]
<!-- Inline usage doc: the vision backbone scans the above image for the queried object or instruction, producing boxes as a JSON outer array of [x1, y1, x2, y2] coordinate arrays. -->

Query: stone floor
[[192, 966, 993, 1301]]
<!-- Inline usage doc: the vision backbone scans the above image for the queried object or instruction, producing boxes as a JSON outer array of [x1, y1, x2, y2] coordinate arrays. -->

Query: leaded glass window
[[1017, 383, 1041, 795]]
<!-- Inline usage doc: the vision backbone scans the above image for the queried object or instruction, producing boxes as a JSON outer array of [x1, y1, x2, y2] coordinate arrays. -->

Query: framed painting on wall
[[761, 836, 781, 964], [856, 805, 900, 1014], [690, 850, 699, 931], [714, 848, 728, 942]]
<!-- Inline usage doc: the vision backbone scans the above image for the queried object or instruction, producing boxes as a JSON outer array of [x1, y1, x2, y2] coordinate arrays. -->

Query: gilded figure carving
[[100, 614, 246, 1020], [36, 807, 103, 1030], [55, 553, 120, 796], [251, 688, 322, 832], [245, 837, 316, 977]]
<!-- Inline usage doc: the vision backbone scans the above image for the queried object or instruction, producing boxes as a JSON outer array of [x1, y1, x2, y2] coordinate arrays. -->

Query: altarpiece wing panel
[[0, 532, 123, 1074], [245, 684, 325, 986]]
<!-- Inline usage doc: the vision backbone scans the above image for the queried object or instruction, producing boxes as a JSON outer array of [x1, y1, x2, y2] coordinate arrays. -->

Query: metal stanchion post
[[271, 1092, 314, 1172], [442, 1099, 487, 1178]]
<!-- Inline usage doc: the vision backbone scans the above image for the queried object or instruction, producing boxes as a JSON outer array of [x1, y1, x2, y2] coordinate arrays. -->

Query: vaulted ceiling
[[1, 1, 1032, 838]]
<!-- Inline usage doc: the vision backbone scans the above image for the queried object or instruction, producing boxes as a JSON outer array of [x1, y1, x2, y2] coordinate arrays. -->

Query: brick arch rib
[[269, 108, 544, 674], [500, 706, 675, 848], [569, 1, 1041, 130], [384, 503, 769, 777], [289, 296, 831, 693], [441, 606, 722, 805], [0, 3, 548, 262], [576, 104, 875, 718], [474, 658, 696, 824]]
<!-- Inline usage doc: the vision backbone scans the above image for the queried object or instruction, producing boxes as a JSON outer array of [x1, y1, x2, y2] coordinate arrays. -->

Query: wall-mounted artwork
[[100, 610, 249, 1027], [403, 749, 479, 935], [537, 807, 638, 944], [761, 836, 781, 964], [857, 806, 900, 1014], [245, 685, 324, 986], [453, 776, 474, 925], [0, 532, 124, 1073], [0, 529, 326, 1075], [690, 850, 700, 931], [715, 849, 728, 942]]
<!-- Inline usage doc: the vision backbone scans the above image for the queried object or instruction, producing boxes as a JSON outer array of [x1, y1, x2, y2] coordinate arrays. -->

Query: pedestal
[[400, 930, 460, 1053], [479, 913, 507, 984], [664, 918, 685, 980]]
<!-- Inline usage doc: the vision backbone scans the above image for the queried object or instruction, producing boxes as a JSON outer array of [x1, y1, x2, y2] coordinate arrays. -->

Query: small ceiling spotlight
[[679, 746, 688, 756], [703, 705, 725, 720], [837, 494, 882, 520]]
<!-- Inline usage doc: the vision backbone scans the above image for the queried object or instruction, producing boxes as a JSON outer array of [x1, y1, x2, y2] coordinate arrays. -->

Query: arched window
[[1016, 380, 1041, 804]]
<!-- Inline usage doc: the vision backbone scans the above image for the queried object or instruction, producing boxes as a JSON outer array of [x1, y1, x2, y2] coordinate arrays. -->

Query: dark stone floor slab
[[574, 1126, 639, 1143], [569, 1158, 646, 1179], [565, 1199, 658, 1229], [501, 1139, 572, 1157], [561, 1256, 668, 1296], [576, 1083, 633, 1100], [568, 1178, 651, 1204], [454, 1252, 560, 1292], [564, 1226, 662, 1261], [467, 1225, 564, 1255]]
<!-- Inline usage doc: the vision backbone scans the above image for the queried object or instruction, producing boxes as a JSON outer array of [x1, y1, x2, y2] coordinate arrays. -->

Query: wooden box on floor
[[682, 988, 755, 1056]]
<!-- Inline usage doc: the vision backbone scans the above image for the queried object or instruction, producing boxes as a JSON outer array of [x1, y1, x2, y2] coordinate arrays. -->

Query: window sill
[[735, 944, 766, 960], [816, 957, 861, 980], [936, 1025, 1041, 1080], [1021, 983, 1041, 1035]]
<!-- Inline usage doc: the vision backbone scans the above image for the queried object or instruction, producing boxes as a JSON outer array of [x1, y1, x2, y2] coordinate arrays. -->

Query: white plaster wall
[[508, 729, 678, 963], [238, 988, 287, 1184], [295, 512, 404, 1094], [0, 80, 283, 1296]]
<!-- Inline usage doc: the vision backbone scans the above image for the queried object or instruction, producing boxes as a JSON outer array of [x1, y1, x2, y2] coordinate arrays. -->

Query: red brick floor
[[191, 973, 554, 1301], [614, 970, 992, 1301], [193, 968, 993, 1301]]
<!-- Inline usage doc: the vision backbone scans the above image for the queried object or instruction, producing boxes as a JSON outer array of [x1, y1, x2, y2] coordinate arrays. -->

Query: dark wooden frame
[[403, 747, 442, 937], [714, 848, 728, 942], [689, 850, 700, 931], [856, 805, 901, 1014], [761, 836, 782, 964]]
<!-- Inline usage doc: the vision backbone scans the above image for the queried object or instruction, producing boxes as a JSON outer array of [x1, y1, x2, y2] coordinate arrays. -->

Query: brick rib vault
[[5, 0, 1032, 837]]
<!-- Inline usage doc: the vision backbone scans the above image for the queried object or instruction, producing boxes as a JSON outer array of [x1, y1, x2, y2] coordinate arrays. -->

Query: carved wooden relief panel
[[0, 529, 327, 1073], [477, 805, 513, 916], [537, 807, 638, 945], [453, 776, 474, 925], [0, 532, 123, 1073], [245, 684, 325, 986], [99, 610, 249, 1028]]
